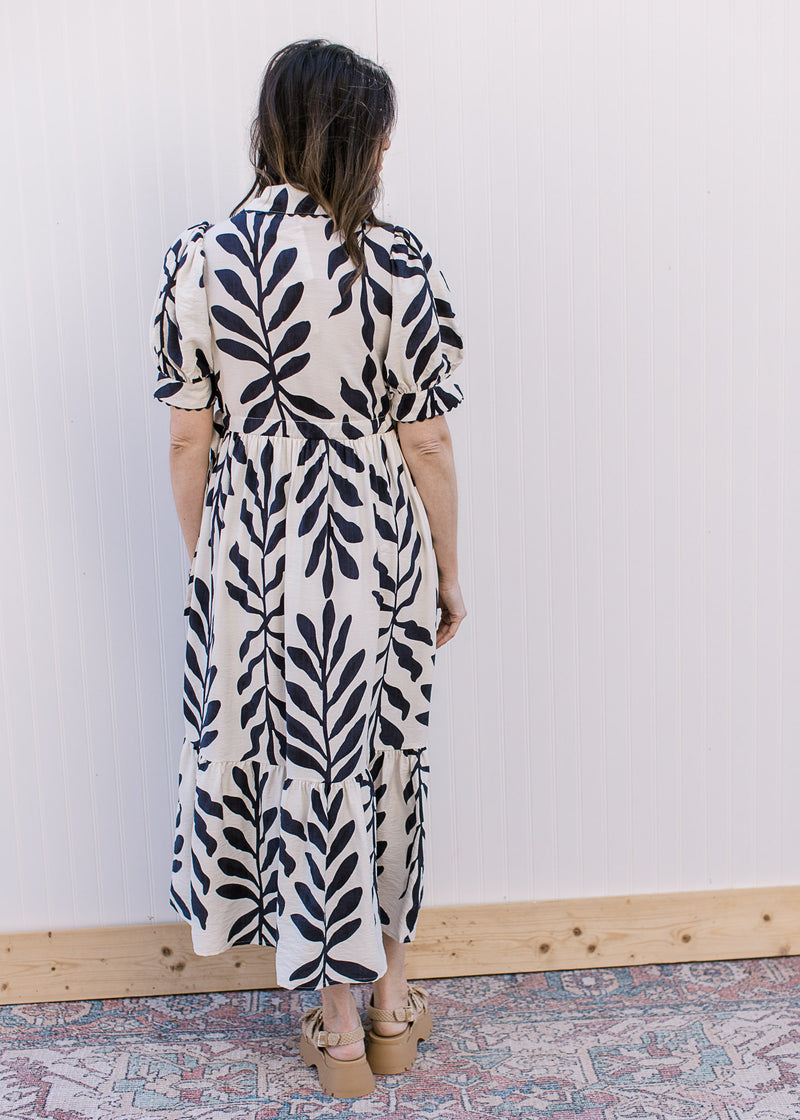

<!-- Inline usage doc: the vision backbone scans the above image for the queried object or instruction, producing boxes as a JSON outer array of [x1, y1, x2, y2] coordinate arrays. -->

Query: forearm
[[169, 442, 210, 558], [401, 440, 459, 582]]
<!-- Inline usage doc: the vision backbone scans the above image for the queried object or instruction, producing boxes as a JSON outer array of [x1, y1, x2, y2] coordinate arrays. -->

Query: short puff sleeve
[[150, 222, 215, 409], [385, 227, 465, 423]]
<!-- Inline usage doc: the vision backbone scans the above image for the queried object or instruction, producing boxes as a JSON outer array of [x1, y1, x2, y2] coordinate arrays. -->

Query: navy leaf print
[[214, 233, 254, 272], [160, 190, 463, 992], [340, 378, 371, 419], [268, 282, 303, 331], [217, 338, 269, 367], [211, 305, 264, 347], [277, 354, 311, 381], [214, 269, 257, 312], [273, 321, 311, 360], [296, 882, 325, 923], [265, 247, 298, 296]]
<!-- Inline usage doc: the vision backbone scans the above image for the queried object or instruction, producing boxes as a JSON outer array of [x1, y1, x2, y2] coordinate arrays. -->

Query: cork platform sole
[[298, 1033, 376, 1098], [365, 985, 433, 1075], [298, 1006, 375, 1098], [365, 1007, 433, 1074]]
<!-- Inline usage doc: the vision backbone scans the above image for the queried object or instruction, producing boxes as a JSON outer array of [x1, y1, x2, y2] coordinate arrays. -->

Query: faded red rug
[[1, 958, 798, 1118]]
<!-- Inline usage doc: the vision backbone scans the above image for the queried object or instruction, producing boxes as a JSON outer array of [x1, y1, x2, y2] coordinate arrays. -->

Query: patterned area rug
[[2, 957, 799, 1118]]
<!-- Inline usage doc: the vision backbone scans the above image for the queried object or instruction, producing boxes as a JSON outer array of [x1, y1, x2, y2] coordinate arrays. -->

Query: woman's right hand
[[436, 577, 467, 648]]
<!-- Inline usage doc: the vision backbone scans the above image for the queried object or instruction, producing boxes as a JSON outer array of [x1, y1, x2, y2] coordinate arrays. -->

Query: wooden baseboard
[[2, 885, 798, 1005]]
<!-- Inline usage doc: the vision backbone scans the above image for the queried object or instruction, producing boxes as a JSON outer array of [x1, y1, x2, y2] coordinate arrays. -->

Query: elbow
[[409, 436, 450, 456], [169, 431, 209, 453], [397, 415, 453, 457], [168, 404, 214, 452]]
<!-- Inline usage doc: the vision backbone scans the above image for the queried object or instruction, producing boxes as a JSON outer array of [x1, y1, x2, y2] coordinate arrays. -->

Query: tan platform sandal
[[298, 1006, 376, 1098], [365, 984, 433, 1075]]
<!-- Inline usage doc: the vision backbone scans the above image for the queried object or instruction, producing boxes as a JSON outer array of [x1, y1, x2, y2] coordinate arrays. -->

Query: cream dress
[[150, 183, 464, 989]]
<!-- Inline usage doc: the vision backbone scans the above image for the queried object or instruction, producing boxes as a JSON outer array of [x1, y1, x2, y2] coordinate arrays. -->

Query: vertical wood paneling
[[1, 0, 798, 934], [703, 0, 732, 893], [569, 0, 605, 898], [779, 1, 800, 884], [752, 2, 787, 887], [623, 0, 658, 896], [594, 1, 632, 897], [649, 2, 681, 894]]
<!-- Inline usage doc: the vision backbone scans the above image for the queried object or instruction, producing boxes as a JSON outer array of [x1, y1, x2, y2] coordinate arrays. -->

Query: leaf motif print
[[264, 247, 297, 297], [211, 305, 265, 348], [330, 472, 361, 507], [211, 212, 335, 435], [215, 337, 269, 369], [328, 269, 358, 317], [363, 231, 393, 275], [370, 747, 429, 939], [184, 576, 220, 753], [170, 796, 190, 920], [339, 354, 384, 434], [215, 233, 256, 273], [227, 438, 293, 764], [367, 275, 392, 317], [378, 224, 466, 423], [178, 435, 239, 764], [381, 682, 410, 719], [188, 201, 464, 438], [277, 354, 311, 381], [339, 377, 371, 420], [281, 389, 332, 420], [268, 282, 303, 331], [295, 442, 364, 597], [273, 321, 311, 361], [205, 763, 281, 945], [159, 190, 464, 990], [285, 599, 370, 785], [214, 268, 257, 312], [359, 277, 376, 350], [368, 448, 434, 752], [283, 775, 378, 988], [150, 221, 217, 411], [326, 242, 349, 278]]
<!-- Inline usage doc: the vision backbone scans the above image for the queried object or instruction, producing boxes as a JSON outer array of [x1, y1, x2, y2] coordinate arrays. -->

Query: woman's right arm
[[396, 414, 467, 648]]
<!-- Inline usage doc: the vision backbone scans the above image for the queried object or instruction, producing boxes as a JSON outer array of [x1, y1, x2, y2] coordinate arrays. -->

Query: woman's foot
[[320, 984, 365, 1061], [370, 976, 411, 1037], [370, 932, 411, 1037], [299, 1001, 375, 1098], [365, 984, 433, 1074]]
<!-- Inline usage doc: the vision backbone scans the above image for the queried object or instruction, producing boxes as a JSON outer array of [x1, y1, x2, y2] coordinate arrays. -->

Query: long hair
[[231, 40, 397, 287]]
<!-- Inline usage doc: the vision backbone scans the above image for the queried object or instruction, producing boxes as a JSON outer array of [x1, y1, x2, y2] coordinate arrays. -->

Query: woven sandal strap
[[300, 1006, 365, 1049], [368, 1003, 415, 1022], [367, 984, 429, 1023], [316, 1025, 365, 1047]]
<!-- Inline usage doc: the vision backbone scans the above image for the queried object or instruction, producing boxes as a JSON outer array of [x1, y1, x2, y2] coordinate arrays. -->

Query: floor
[[2, 957, 799, 1118]]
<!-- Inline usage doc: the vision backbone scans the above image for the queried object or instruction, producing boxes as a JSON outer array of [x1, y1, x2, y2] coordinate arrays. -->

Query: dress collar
[[242, 182, 329, 218]]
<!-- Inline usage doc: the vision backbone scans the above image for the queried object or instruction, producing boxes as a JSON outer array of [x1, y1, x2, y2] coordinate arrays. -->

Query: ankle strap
[[316, 1025, 365, 1047], [367, 984, 429, 1023], [300, 1006, 365, 1048]]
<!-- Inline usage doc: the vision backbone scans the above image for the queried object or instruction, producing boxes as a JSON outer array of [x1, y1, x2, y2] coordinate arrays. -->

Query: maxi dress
[[150, 182, 465, 990]]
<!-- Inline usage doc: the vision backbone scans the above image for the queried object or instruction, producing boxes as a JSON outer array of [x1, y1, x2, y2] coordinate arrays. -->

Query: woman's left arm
[[168, 405, 214, 558]]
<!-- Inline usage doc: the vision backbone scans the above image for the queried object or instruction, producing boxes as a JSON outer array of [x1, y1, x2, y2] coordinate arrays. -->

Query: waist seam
[[220, 414, 396, 442]]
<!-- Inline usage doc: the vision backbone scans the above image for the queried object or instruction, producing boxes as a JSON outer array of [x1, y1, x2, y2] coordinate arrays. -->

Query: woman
[[150, 39, 466, 1098]]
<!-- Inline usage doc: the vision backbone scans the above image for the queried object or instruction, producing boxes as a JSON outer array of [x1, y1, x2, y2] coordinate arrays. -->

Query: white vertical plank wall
[[1, 0, 798, 935]]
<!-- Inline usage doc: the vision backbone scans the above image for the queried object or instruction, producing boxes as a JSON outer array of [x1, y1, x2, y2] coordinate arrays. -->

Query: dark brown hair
[[231, 39, 397, 285]]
